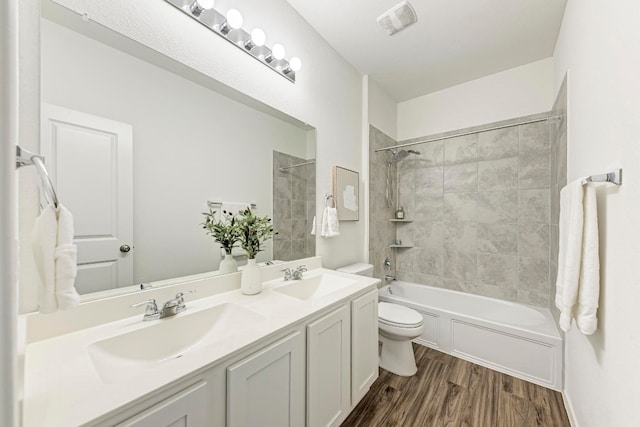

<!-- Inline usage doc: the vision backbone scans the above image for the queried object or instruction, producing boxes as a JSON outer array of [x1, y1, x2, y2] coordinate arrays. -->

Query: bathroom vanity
[[21, 257, 379, 426]]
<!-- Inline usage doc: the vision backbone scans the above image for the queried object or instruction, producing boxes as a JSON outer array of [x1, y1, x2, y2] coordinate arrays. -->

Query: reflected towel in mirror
[[320, 207, 340, 238], [311, 216, 316, 236], [31, 204, 80, 313]]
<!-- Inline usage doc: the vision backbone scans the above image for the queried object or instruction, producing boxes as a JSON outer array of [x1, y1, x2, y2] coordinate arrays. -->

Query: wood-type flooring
[[342, 344, 571, 427]]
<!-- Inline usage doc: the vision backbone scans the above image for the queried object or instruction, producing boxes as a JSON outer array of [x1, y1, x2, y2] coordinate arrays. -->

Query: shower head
[[387, 148, 421, 164], [389, 149, 409, 163], [384, 148, 420, 208]]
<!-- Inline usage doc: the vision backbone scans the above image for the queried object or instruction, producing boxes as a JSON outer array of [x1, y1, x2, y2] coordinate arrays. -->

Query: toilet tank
[[336, 263, 374, 277]]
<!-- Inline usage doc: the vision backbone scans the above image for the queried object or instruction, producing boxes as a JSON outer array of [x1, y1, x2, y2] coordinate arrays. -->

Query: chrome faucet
[[130, 299, 160, 321], [281, 268, 294, 280], [160, 290, 196, 318], [131, 290, 196, 321], [292, 265, 307, 280], [282, 265, 307, 281], [383, 257, 395, 283]]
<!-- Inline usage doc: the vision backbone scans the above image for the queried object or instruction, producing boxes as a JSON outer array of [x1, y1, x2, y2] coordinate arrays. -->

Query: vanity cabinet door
[[306, 305, 351, 427], [227, 332, 304, 427], [116, 381, 207, 427], [351, 289, 379, 406]]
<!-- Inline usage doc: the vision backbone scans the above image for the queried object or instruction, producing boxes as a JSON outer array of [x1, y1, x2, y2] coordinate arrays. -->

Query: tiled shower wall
[[550, 76, 568, 316], [369, 126, 398, 279], [369, 113, 556, 307], [273, 151, 316, 261]]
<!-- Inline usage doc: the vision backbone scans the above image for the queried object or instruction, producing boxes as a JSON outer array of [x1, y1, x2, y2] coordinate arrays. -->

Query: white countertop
[[22, 266, 379, 427]]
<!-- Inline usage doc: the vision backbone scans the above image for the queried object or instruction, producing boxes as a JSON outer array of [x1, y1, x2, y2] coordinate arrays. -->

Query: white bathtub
[[379, 282, 563, 390]]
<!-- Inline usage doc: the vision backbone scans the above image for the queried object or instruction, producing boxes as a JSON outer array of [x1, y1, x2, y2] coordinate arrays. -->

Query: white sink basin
[[88, 303, 263, 383], [273, 273, 357, 301]]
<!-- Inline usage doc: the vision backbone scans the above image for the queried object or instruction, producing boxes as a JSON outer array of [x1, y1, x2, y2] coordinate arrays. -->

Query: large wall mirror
[[30, 2, 316, 303]]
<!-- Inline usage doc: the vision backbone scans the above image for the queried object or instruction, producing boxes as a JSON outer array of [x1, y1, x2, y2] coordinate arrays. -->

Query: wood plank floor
[[342, 344, 571, 427]]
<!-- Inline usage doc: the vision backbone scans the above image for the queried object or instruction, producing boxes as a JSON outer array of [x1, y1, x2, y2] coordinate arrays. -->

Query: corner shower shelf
[[389, 219, 412, 249]]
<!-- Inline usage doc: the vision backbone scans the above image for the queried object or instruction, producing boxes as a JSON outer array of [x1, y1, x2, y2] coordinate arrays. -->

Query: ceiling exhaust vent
[[377, 1, 418, 36]]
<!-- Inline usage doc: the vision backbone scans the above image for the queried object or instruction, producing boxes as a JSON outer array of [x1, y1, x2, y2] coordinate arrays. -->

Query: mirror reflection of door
[[41, 103, 133, 294]]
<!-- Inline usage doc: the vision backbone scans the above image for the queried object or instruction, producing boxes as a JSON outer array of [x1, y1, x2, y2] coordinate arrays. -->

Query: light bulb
[[190, 0, 214, 17], [271, 44, 286, 60], [226, 9, 243, 29], [220, 8, 243, 35], [244, 28, 266, 50], [250, 28, 266, 47], [288, 57, 302, 72]]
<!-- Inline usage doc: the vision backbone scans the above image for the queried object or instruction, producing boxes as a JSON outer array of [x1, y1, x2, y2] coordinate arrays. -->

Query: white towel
[[55, 206, 79, 310], [320, 207, 340, 238], [310, 216, 316, 236], [327, 208, 340, 237], [32, 204, 80, 313], [555, 179, 600, 334], [575, 184, 600, 334], [32, 205, 58, 313]]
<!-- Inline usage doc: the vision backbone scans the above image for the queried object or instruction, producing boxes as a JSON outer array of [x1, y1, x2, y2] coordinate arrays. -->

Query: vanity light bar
[[164, 0, 302, 83]]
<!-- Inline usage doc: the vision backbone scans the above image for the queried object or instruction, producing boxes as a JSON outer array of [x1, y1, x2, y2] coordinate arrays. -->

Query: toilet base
[[379, 334, 418, 376]]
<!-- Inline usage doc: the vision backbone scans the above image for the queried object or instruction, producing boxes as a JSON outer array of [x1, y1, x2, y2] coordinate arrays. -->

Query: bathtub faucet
[[384, 274, 396, 283]]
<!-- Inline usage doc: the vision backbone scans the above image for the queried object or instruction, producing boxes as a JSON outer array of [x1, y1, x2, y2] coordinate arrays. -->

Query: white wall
[[368, 79, 397, 140], [397, 58, 554, 140], [364, 77, 398, 264], [1, 0, 19, 424], [553, 1, 640, 425], [16, 0, 41, 331], [28, 19, 309, 309]]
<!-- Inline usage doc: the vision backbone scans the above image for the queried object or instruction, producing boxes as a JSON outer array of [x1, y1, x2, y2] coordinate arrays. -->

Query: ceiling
[[286, 0, 567, 102]]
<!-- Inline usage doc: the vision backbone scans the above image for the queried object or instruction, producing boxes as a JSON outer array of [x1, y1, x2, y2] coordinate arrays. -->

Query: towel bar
[[207, 201, 257, 210], [15, 145, 59, 208], [279, 160, 315, 171], [585, 168, 622, 185]]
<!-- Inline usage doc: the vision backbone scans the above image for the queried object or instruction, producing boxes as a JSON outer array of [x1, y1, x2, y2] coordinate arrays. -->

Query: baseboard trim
[[562, 390, 578, 427]]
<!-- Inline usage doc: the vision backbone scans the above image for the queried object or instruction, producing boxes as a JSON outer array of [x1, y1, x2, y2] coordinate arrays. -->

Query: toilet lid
[[378, 302, 423, 327]]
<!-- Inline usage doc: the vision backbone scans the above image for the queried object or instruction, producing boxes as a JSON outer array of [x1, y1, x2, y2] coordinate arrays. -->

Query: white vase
[[241, 258, 262, 295], [219, 253, 238, 274]]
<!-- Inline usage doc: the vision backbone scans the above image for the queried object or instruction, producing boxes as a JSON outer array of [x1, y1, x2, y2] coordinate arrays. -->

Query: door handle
[[120, 244, 132, 253]]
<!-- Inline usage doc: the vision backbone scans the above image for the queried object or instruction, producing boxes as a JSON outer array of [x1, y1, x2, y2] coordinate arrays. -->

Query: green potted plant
[[202, 208, 241, 274], [236, 207, 276, 294]]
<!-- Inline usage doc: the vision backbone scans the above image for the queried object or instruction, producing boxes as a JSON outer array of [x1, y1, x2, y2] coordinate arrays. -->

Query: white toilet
[[377, 301, 424, 376], [337, 263, 425, 377]]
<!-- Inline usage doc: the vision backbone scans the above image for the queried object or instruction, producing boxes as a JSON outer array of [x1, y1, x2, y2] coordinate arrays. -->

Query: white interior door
[[41, 103, 133, 294]]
